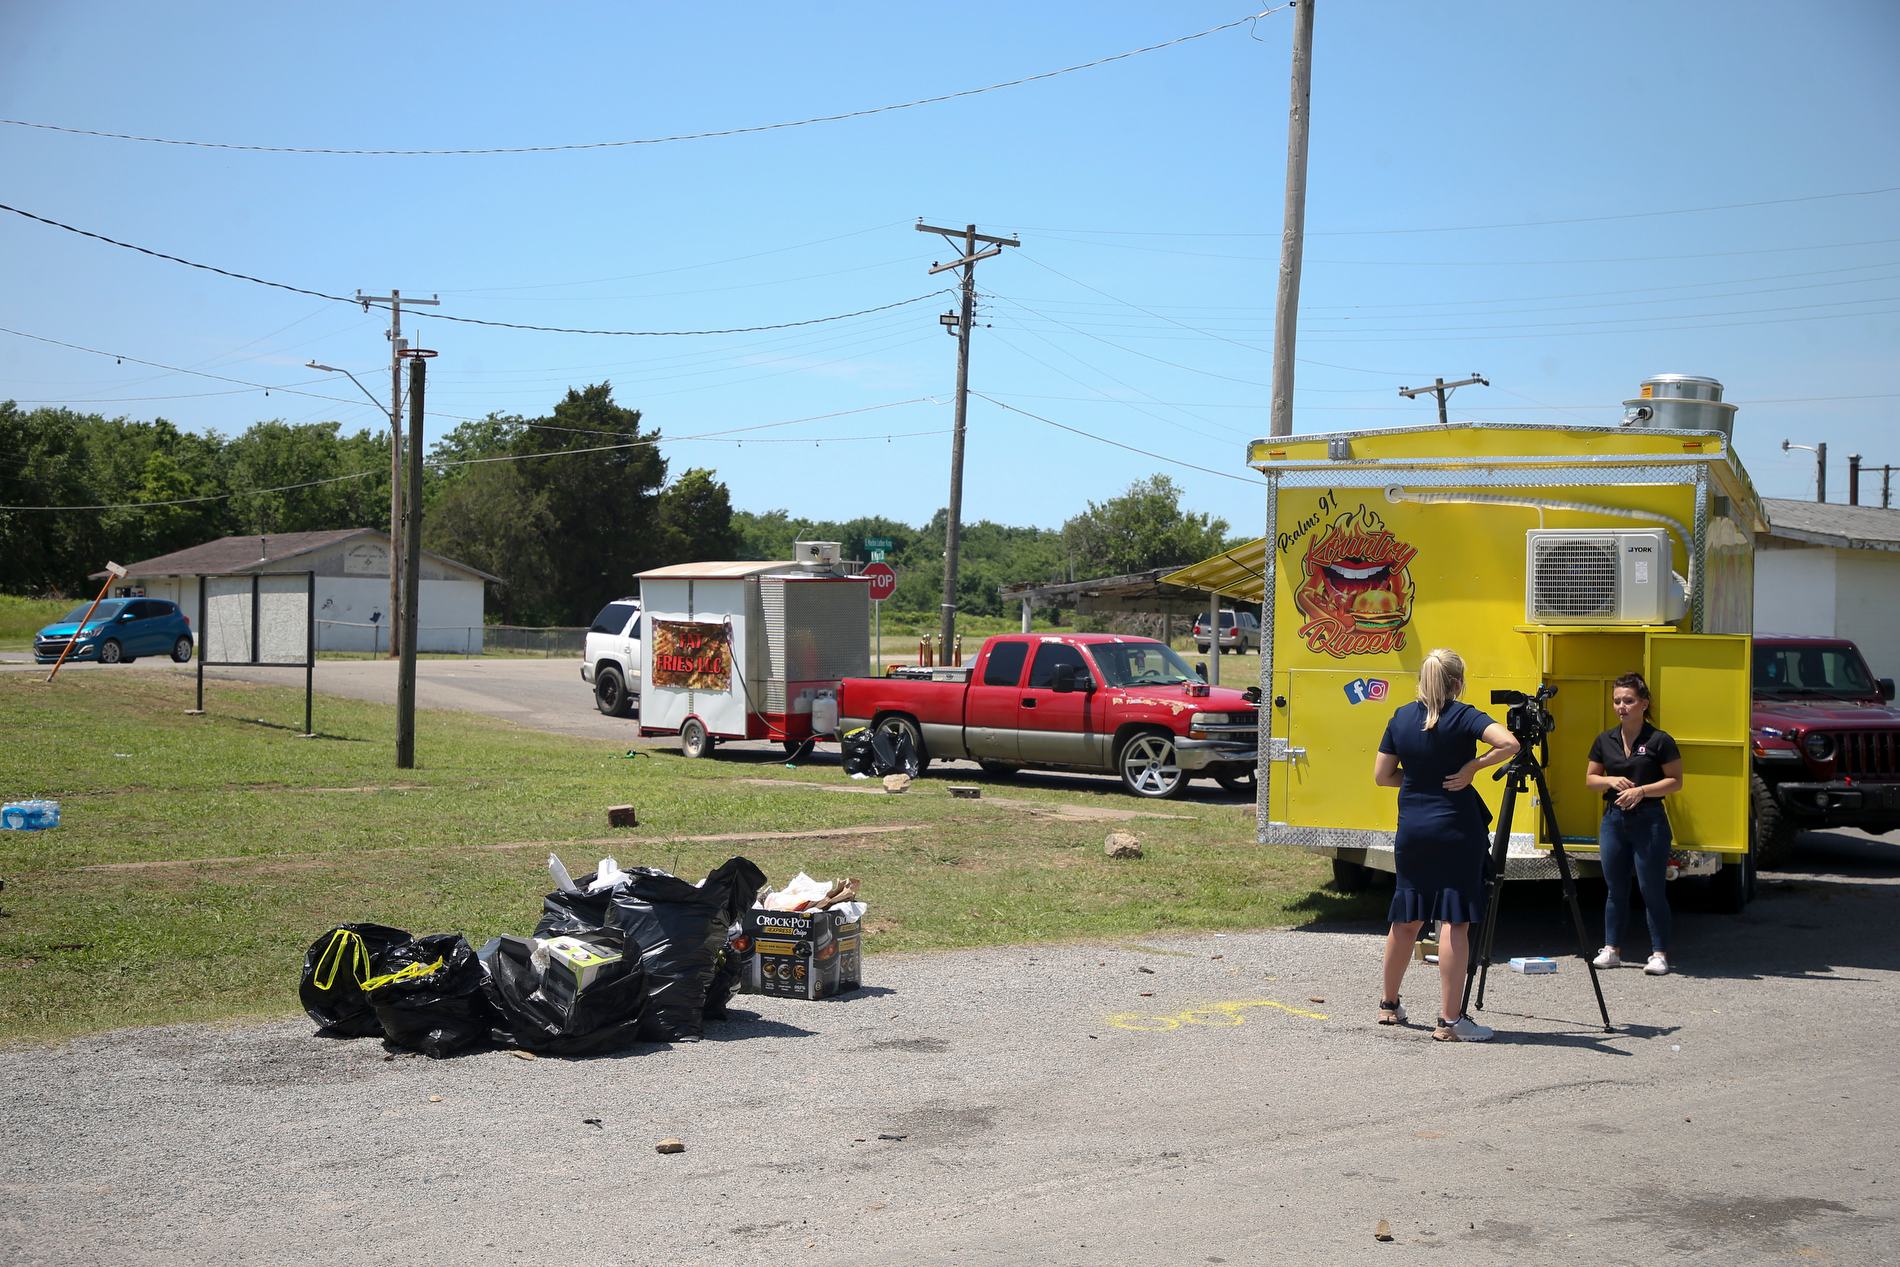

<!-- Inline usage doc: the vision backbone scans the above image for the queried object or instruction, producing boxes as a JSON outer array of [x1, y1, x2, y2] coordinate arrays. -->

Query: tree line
[[2, 390, 1241, 626]]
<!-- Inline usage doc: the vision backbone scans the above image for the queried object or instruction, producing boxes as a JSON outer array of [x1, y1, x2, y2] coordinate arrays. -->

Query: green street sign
[[864, 538, 893, 550], [870, 550, 886, 562]]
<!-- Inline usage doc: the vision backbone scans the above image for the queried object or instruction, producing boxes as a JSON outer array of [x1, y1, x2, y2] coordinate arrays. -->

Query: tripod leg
[[1462, 776, 1517, 1017], [1530, 764, 1615, 1033]]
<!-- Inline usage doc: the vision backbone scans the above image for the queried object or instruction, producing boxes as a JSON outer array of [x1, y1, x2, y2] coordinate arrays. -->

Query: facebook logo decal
[[1342, 678, 1389, 705]]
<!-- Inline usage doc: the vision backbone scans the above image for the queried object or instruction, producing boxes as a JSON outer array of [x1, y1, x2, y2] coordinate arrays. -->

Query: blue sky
[[1, 1, 1895, 534]]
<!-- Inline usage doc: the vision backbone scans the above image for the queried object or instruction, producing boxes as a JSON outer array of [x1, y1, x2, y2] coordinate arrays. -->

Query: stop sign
[[862, 562, 897, 602]]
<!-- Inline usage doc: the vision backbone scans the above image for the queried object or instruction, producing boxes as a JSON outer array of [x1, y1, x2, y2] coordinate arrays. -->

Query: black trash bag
[[534, 878, 617, 939], [841, 726, 878, 778], [703, 923, 748, 1020], [870, 727, 920, 778], [611, 871, 730, 1043], [365, 933, 493, 1058], [299, 922, 412, 1037], [477, 930, 647, 1057], [704, 855, 769, 925]]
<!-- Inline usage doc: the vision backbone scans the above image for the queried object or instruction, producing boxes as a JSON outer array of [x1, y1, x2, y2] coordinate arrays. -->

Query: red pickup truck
[[838, 633, 1259, 799]]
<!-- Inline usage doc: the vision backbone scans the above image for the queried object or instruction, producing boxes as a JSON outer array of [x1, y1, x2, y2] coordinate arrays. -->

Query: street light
[[310, 360, 406, 654], [1781, 438, 1827, 504], [306, 361, 389, 417]]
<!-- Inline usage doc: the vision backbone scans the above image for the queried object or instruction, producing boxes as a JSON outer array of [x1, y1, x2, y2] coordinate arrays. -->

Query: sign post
[[862, 561, 897, 674]]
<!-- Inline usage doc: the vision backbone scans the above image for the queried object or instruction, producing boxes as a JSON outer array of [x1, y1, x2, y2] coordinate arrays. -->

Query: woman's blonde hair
[[1417, 648, 1466, 730]]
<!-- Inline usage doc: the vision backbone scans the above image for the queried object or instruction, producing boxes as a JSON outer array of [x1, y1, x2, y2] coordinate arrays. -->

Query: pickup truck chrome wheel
[[1119, 731, 1187, 800], [680, 717, 713, 759]]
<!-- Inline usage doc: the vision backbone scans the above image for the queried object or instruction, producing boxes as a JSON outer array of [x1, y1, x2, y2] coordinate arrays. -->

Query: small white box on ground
[[1509, 956, 1558, 974]]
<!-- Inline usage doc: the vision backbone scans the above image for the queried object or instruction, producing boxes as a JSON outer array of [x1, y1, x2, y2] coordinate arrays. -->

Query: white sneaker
[[1592, 946, 1622, 969], [1433, 1015, 1494, 1043], [1377, 998, 1408, 1025], [1645, 952, 1670, 976]]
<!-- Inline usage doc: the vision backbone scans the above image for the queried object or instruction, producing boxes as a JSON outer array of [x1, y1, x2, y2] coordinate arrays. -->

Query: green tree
[[1061, 474, 1232, 578], [422, 461, 555, 624], [653, 467, 741, 563]]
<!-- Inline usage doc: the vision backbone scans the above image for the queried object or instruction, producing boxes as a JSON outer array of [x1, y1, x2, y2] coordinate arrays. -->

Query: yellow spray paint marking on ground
[[1106, 998, 1329, 1032]]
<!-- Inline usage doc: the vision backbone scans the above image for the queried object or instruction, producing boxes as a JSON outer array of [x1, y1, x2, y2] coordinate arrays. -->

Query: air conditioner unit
[[1525, 529, 1687, 625], [791, 540, 842, 566]]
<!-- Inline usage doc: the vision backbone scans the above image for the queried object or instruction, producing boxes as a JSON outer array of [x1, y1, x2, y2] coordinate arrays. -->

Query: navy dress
[[1378, 699, 1499, 925]]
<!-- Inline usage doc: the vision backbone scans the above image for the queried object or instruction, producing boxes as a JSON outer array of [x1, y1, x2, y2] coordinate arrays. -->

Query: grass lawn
[[0, 669, 1380, 1043], [0, 596, 81, 653]]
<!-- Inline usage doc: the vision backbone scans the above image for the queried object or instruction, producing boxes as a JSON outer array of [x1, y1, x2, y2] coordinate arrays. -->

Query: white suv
[[581, 598, 641, 717]]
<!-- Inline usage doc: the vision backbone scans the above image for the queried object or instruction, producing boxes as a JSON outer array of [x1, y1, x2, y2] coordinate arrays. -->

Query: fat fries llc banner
[[651, 620, 731, 690]]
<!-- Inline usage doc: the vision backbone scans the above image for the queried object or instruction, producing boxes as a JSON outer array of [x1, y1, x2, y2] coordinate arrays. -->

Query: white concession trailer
[[635, 552, 869, 756]]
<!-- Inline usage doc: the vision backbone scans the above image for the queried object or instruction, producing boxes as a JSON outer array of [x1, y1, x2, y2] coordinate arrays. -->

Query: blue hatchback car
[[34, 598, 196, 665]]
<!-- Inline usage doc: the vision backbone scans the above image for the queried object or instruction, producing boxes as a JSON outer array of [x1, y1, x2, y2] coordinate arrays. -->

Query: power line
[[0, 202, 951, 335], [973, 393, 1256, 485], [1027, 234, 1900, 267], [0, 400, 951, 510], [0, 326, 476, 421], [1016, 187, 1900, 237], [0, 9, 1289, 155]]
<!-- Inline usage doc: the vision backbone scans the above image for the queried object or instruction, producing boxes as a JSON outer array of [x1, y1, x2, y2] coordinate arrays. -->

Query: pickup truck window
[[1091, 642, 1202, 688], [1755, 645, 1874, 698], [1028, 643, 1091, 689], [983, 640, 1030, 686], [590, 602, 638, 636]]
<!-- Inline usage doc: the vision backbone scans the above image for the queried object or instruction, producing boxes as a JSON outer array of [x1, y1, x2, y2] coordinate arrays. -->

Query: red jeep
[[1751, 635, 1900, 865]]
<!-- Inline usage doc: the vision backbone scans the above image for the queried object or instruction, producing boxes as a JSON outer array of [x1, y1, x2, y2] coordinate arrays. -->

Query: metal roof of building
[[1761, 498, 1900, 552], [634, 560, 834, 580], [92, 529, 503, 582]]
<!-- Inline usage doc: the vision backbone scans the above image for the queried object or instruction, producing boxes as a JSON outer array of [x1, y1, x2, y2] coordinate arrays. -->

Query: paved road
[[3, 835, 1894, 1266]]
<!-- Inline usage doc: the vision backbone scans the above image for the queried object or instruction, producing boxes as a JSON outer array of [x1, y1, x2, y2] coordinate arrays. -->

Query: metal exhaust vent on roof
[[1525, 529, 1687, 625]]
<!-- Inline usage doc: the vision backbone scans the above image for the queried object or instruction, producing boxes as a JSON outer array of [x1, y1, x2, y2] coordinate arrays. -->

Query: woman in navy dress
[[1371, 648, 1519, 1042]]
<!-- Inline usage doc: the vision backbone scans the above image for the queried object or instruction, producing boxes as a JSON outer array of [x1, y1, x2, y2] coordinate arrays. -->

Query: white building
[[97, 529, 500, 654], [1754, 498, 1900, 680]]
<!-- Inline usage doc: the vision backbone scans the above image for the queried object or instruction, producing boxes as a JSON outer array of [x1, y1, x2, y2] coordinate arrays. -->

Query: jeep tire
[[1749, 772, 1798, 869]]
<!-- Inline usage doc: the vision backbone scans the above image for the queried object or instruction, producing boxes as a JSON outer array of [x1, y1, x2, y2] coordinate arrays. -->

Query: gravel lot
[[4, 829, 1894, 1267]]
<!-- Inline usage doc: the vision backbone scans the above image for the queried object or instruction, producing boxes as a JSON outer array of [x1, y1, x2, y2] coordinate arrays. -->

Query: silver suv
[[1193, 609, 1259, 655], [581, 598, 641, 717]]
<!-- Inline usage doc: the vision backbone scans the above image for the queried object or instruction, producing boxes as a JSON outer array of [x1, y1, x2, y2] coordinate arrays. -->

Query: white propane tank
[[812, 691, 839, 738]]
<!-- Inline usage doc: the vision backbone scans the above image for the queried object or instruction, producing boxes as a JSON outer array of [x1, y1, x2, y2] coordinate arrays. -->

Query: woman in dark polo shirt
[[1585, 671, 1684, 976]]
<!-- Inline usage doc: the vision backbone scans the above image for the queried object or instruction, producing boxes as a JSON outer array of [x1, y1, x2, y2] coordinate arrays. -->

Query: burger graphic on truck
[[1293, 504, 1418, 657]]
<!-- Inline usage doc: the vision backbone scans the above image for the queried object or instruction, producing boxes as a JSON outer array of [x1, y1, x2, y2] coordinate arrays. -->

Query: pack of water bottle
[[0, 800, 60, 831]]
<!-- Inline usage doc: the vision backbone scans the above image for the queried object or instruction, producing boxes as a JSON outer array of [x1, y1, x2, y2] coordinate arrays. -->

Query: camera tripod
[[1460, 738, 1615, 1033]]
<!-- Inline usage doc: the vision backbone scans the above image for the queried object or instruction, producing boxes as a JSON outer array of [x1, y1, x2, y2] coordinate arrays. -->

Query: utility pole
[[395, 351, 430, 768], [917, 221, 1018, 652], [355, 289, 439, 656], [1268, 0, 1316, 438], [1848, 453, 1862, 506], [1884, 465, 1892, 510], [1782, 439, 1827, 503], [1399, 374, 1489, 427]]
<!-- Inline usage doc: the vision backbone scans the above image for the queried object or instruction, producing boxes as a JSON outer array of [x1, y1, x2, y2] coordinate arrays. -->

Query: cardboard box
[[739, 907, 864, 999], [541, 936, 625, 1016], [1509, 956, 1558, 974]]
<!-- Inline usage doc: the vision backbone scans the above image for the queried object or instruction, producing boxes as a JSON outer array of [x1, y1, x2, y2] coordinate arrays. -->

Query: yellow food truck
[[1166, 398, 1766, 912]]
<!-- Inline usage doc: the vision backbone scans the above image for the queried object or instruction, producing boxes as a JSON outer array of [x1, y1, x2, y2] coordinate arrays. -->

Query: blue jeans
[[1599, 800, 1672, 953]]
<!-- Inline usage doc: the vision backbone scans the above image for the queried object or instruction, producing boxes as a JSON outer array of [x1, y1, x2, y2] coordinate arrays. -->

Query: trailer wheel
[[679, 717, 714, 759], [594, 665, 634, 718], [873, 714, 929, 772], [1118, 730, 1187, 800], [1749, 773, 1797, 869]]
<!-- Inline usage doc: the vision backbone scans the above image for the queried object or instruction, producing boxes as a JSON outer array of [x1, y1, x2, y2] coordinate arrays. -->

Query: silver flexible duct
[[1382, 485, 1694, 601]]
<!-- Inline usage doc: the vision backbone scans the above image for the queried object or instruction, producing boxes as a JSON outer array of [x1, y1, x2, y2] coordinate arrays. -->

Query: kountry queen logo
[[1292, 504, 1417, 657]]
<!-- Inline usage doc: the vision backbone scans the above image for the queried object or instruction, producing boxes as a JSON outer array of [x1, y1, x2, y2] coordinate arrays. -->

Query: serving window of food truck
[[1165, 420, 1766, 908]]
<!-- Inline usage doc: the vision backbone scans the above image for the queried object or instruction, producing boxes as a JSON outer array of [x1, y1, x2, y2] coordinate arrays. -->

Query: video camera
[[1490, 682, 1557, 746]]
